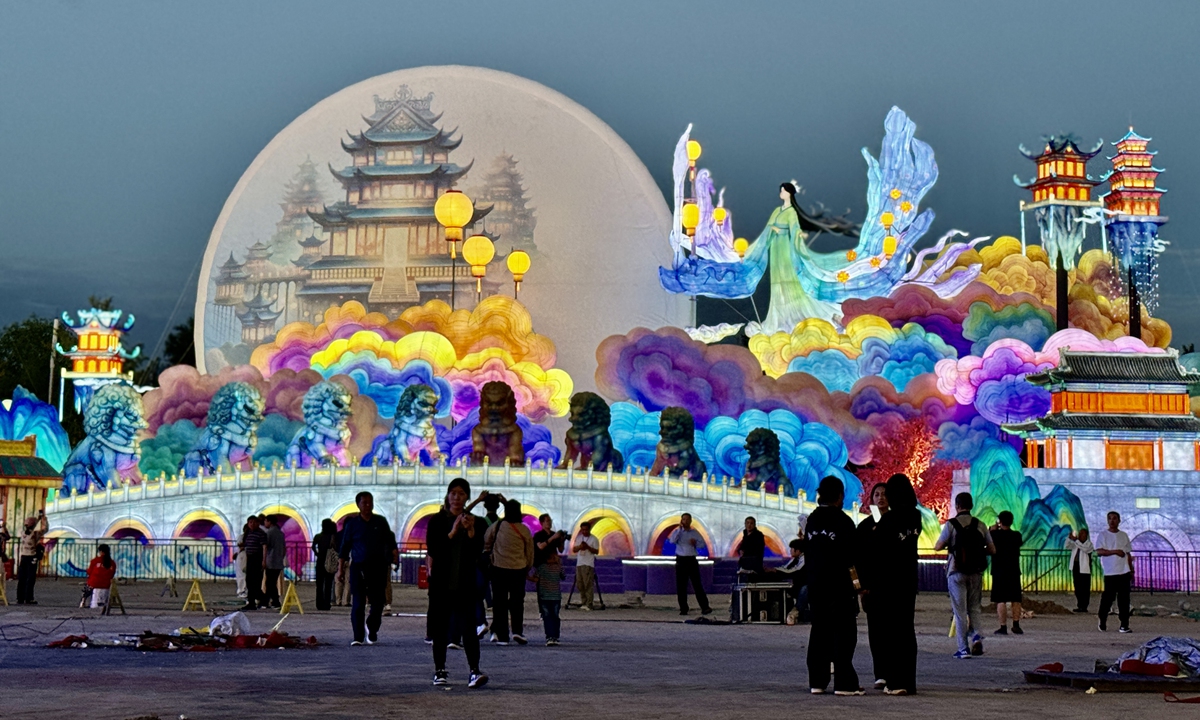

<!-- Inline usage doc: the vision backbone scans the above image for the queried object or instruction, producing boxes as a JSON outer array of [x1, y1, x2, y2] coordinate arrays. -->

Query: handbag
[[324, 547, 339, 574]]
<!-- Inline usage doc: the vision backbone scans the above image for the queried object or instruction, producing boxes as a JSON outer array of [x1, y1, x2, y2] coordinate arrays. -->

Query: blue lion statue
[[181, 382, 265, 477], [62, 383, 147, 493], [367, 383, 442, 466], [285, 381, 353, 468]]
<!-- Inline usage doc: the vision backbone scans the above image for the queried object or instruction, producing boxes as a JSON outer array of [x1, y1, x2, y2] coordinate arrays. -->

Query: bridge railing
[[48, 462, 817, 516]]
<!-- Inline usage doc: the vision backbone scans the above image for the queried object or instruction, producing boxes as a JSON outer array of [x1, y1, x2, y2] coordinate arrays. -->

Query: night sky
[[3, 0, 1199, 355]]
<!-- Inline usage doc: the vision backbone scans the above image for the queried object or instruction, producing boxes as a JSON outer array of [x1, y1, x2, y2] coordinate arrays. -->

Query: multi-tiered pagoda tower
[[305, 86, 490, 319], [1101, 128, 1168, 337], [1016, 135, 1104, 328], [468, 154, 537, 254], [56, 307, 140, 417], [268, 157, 327, 265]]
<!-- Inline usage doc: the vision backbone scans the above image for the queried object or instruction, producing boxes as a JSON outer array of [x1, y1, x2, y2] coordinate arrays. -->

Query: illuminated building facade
[[1101, 128, 1169, 318], [1006, 350, 1200, 471], [56, 307, 140, 416]]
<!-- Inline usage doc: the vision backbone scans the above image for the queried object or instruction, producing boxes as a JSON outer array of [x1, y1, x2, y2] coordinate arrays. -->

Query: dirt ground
[[1, 578, 1198, 719]]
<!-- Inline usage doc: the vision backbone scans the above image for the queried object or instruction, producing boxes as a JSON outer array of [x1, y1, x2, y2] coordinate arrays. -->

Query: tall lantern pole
[[435, 189, 475, 310], [462, 234, 495, 307]]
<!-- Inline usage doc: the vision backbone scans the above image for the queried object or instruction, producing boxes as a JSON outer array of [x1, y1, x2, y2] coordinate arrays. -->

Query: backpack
[[949, 517, 988, 574]]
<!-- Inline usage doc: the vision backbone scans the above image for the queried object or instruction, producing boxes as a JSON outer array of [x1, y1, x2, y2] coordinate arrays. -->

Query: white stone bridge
[[46, 464, 815, 557]]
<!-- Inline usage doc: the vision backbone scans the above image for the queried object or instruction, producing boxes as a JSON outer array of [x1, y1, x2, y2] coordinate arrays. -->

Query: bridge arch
[[728, 520, 788, 558], [648, 512, 714, 556], [173, 508, 234, 542], [104, 516, 155, 544], [568, 507, 636, 557], [400, 500, 444, 546]]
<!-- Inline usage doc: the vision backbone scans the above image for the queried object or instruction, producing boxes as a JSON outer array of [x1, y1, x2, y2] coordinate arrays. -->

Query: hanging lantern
[[681, 202, 700, 237], [462, 234, 495, 294], [686, 140, 702, 168], [713, 206, 727, 225], [883, 235, 898, 259], [733, 237, 749, 259], [880, 211, 895, 229], [434, 190, 474, 258], [507, 248, 531, 294]]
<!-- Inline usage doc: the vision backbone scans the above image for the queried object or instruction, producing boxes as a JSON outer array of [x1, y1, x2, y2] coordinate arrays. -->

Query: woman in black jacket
[[312, 518, 338, 611], [857, 482, 889, 689], [873, 473, 922, 696]]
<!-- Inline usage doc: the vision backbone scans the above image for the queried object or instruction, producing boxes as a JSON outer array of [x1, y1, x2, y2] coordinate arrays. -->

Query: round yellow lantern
[[713, 206, 727, 225], [880, 211, 895, 229], [883, 235, 898, 258], [686, 140, 702, 166], [733, 237, 749, 259], [434, 190, 474, 257], [507, 248, 531, 294], [681, 202, 700, 237], [462, 234, 495, 297]]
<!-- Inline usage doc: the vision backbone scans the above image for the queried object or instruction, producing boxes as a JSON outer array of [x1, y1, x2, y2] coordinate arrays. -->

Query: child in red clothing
[[86, 544, 116, 609]]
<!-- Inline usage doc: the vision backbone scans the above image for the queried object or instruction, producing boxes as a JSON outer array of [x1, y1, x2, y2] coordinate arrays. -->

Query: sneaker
[[1098, 619, 1107, 632], [970, 637, 984, 656], [424, 637, 433, 645], [491, 636, 510, 646], [873, 679, 886, 688], [701, 607, 713, 616], [994, 626, 1008, 635], [1012, 623, 1023, 635], [580, 606, 592, 612], [468, 671, 488, 689], [546, 638, 559, 646], [1119, 626, 1132, 634], [487, 633, 498, 643], [367, 631, 378, 644], [810, 688, 826, 695], [432, 670, 448, 686], [834, 689, 865, 696], [350, 640, 364, 646], [476, 623, 489, 638], [448, 642, 463, 650], [883, 687, 910, 696], [512, 634, 528, 645], [953, 649, 972, 659]]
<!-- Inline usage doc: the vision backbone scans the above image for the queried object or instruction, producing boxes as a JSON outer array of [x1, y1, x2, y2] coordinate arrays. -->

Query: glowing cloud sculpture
[[0, 386, 71, 472]]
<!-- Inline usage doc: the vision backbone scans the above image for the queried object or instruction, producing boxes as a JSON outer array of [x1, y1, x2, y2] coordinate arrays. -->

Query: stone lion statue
[[62, 383, 147, 493], [285, 381, 353, 468], [743, 428, 793, 495], [181, 382, 265, 477], [471, 381, 525, 466], [649, 406, 706, 480], [372, 383, 442, 466], [559, 392, 623, 472]]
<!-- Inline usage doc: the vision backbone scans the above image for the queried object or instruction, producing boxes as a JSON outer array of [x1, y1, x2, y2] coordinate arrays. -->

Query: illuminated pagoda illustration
[[56, 307, 140, 418], [467, 153, 537, 254], [1015, 135, 1103, 329], [1005, 350, 1200, 471], [237, 289, 283, 345], [267, 156, 327, 265], [1101, 128, 1168, 339], [305, 85, 492, 318]]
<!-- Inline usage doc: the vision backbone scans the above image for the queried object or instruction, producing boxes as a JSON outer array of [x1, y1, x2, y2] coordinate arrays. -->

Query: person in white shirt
[[571, 521, 600, 610], [1094, 511, 1133, 633], [669, 513, 711, 616], [1065, 528, 1094, 613]]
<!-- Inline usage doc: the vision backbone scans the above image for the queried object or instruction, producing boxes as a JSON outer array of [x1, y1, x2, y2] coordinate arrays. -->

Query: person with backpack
[[933, 492, 995, 659]]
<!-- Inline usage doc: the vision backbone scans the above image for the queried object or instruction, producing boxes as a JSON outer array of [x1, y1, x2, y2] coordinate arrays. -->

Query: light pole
[[434, 189, 474, 310], [507, 248, 531, 299], [462, 234, 495, 306]]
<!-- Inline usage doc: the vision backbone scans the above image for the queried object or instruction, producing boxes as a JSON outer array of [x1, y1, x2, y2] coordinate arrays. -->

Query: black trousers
[[430, 589, 481, 671], [315, 567, 334, 610], [807, 603, 859, 692], [675, 556, 710, 613], [490, 567, 527, 640], [264, 568, 282, 605], [16, 555, 38, 603], [875, 592, 917, 694], [350, 563, 388, 642], [1099, 572, 1132, 628], [244, 552, 264, 608], [863, 595, 886, 683], [1073, 571, 1091, 611]]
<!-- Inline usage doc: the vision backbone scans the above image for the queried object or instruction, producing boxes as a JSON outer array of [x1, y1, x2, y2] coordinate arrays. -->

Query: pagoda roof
[[330, 161, 470, 184], [0, 454, 61, 485], [298, 234, 324, 248], [237, 305, 281, 323], [1019, 136, 1103, 161], [1005, 413, 1200, 435], [309, 204, 438, 225], [246, 241, 272, 259], [1100, 168, 1166, 180], [1026, 350, 1198, 386], [220, 252, 243, 269], [1115, 128, 1152, 144]]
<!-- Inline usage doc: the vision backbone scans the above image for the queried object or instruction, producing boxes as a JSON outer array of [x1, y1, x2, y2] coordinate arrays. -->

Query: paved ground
[[1, 578, 1198, 719]]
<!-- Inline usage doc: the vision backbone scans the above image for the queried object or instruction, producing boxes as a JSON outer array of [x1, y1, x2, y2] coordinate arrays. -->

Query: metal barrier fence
[[12, 538, 426, 584], [11, 540, 1199, 594]]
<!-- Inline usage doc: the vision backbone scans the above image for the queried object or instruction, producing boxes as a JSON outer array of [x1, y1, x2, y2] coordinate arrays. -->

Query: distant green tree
[[163, 316, 196, 367]]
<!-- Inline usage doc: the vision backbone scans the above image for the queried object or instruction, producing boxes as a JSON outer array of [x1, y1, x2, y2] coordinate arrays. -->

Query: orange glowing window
[[87, 360, 96, 372], [1068, 187, 1077, 200]]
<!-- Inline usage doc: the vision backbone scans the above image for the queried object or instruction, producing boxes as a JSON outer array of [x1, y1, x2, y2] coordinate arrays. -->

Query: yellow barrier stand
[[182, 579, 207, 612], [280, 581, 304, 615], [0, 577, 7, 606], [103, 583, 126, 616]]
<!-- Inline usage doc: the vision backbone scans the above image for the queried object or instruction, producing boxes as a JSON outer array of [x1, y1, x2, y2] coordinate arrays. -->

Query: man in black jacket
[[338, 491, 393, 646], [804, 476, 862, 696], [737, 516, 766, 577]]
